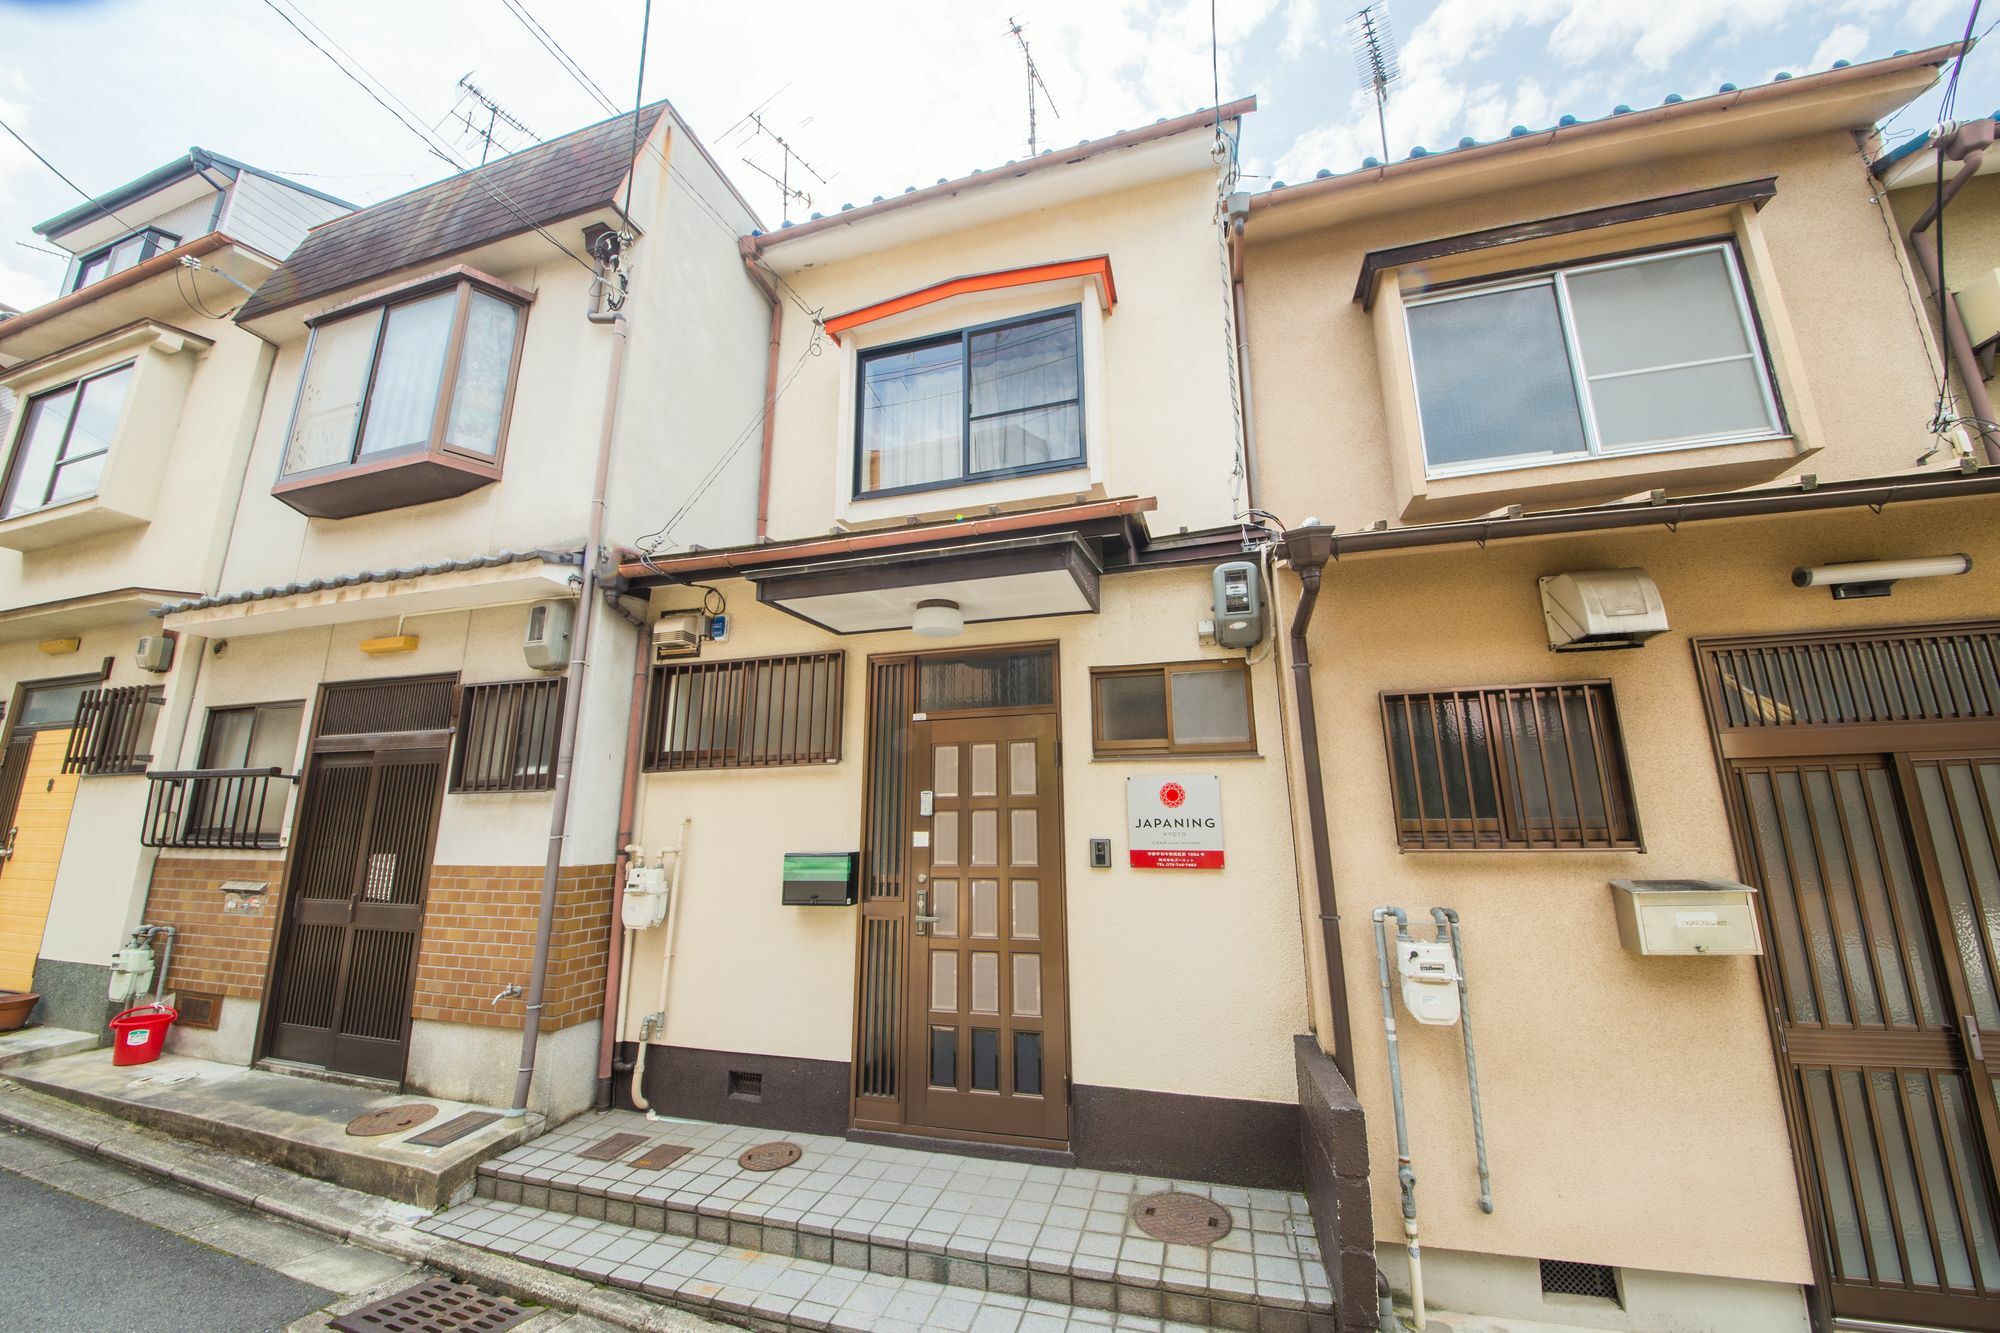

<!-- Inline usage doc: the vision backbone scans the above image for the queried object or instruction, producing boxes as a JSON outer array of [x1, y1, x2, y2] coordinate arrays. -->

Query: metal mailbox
[[782, 853, 857, 906], [1609, 878, 1763, 956]]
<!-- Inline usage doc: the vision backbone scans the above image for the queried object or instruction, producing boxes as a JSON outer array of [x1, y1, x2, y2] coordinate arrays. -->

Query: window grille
[[1380, 681, 1640, 851], [1540, 1258, 1620, 1302], [451, 679, 564, 793], [62, 684, 164, 776], [1698, 622, 2000, 730], [644, 652, 844, 772]]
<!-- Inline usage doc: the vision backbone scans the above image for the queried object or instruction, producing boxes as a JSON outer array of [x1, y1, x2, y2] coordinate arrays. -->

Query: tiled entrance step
[[470, 1111, 1335, 1331]]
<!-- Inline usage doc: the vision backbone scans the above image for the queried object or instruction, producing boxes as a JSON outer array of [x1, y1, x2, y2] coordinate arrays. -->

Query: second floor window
[[856, 306, 1083, 497], [72, 228, 179, 292], [1404, 243, 1782, 477], [3, 364, 132, 518], [282, 280, 525, 479]]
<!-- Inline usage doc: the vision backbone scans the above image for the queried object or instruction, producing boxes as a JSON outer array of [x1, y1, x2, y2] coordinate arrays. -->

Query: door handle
[[0, 826, 15, 860], [1965, 1016, 1986, 1064], [914, 888, 941, 936]]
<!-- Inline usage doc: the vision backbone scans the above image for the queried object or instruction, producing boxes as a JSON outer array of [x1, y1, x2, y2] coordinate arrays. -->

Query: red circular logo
[[1158, 781, 1186, 808]]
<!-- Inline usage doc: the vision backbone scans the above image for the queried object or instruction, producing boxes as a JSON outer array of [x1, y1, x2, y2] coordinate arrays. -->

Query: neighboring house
[[601, 94, 1325, 1216], [0, 151, 348, 1035], [1241, 42, 2000, 1333], [138, 104, 770, 1119]]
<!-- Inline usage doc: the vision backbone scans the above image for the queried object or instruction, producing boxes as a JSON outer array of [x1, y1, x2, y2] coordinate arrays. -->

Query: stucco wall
[[1888, 168, 2000, 298], [627, 564, 1309, 1106], [754, 168, 1242, 543], [1289, 499, 1999, 1286], [1244, 130, 1948, 536]]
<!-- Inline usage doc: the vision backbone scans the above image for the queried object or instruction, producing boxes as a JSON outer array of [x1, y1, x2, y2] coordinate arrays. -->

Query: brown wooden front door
[[1733, 751, 2000, 1329], [907, 711, 1068, 1143], [266, 737, 446, 1081]]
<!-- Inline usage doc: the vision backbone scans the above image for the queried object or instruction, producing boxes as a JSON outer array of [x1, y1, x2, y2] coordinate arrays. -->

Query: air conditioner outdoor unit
[[652, 613, 706, 661], [1539, 568, 1668, 651]]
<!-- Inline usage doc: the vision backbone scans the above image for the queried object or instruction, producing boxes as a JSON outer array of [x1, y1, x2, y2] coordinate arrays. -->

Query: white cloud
[[1809, 24, 1873, 71]]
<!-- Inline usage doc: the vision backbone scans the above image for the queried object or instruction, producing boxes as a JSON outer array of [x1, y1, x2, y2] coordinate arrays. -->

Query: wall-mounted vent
[[1540, 1258, 1620, 1303], [728, 1070, 764, 1100], [173, 989, 223, 1030]]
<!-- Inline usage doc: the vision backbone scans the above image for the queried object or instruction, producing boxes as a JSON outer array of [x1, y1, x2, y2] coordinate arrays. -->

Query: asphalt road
[[0, 1166, 336, 1333]]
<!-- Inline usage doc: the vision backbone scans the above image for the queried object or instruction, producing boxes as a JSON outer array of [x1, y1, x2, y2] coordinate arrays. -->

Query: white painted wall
[[219, 172, 350, 262]]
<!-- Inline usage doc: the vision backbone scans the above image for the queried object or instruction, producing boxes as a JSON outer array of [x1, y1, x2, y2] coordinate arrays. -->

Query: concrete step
[[0, 1026, 98, 1071], [475, 1111, 1335, 1332], [5, 1050, 540, 1209]]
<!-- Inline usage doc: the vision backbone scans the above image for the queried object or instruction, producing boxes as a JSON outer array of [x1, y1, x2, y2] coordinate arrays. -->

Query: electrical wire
[[625, 0, 652, 226], [0, 115, 145, 237], [174, 263, 228, 321], [1926, 0, 1985, 447]]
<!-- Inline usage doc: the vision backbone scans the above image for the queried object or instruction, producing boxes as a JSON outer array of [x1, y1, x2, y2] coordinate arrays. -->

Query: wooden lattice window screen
[[62, 684, 165, 776], [1698, 622, 2000, 730], [1380, 681, 1641, 851], [643, 652, 844, 772], [451, 679, 564, 793]]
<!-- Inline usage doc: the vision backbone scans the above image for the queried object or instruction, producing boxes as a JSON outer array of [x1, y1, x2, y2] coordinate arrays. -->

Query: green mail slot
[[782, 853, 857, 906]]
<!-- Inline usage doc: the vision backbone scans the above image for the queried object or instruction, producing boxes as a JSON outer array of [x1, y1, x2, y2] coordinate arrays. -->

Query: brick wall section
[[411, 864, 614, 1031], [146, 857, 289, 998]]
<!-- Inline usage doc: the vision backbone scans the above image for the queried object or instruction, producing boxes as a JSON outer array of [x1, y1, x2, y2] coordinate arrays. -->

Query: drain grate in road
[[331, 1275, 534, 1333], [405, 1111, 502, 1148], [578, 1131, 650, 1161]]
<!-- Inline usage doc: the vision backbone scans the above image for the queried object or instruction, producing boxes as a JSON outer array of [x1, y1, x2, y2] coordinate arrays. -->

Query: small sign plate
[[1126, 775, 1224, 869]]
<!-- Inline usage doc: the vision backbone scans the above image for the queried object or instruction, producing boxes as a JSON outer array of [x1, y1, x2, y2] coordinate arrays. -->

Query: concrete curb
[[0, 1081, 721, 1332]]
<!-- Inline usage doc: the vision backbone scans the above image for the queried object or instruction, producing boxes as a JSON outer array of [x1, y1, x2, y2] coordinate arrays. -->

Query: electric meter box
[[1210, 561, 1266, 650], [1609, 878, 1763, 956], [782, 853, 857, 906], [523, 599, 574, 672]]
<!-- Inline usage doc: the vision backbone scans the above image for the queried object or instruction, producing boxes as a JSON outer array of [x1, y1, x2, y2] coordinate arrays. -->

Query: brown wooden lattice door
[[267, 743, 444, 1080], [1736, 753, 2000, 1329], [906, 711, 1067, 1143]]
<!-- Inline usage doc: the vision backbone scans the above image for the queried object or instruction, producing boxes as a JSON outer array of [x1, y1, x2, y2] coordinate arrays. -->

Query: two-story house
[[1241, 43, 2000, 1332], [0, 150, 348, 1036], [130, 105, 771, 1119], [603, 100, 1328, 1203]]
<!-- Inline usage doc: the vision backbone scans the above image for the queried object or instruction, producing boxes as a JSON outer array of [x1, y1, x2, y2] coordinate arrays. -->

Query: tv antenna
[[452, 74, 539, 165], [1008, 17, 1060, 156], [1345, 2, 1401, 166], [741, 112, 827, 225]]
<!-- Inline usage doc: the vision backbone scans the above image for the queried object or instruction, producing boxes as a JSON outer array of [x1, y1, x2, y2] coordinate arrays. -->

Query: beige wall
[[1245, 130, 1948, 536], [756, 167, 1243, 543], [1889, 169, 2000, 297], [1289, 498, 1998, 1285], [627, 564, 1310, 1105]]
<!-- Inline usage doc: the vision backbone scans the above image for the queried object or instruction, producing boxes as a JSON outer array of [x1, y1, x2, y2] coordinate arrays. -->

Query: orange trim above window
[[823, 256, 1115, 345]]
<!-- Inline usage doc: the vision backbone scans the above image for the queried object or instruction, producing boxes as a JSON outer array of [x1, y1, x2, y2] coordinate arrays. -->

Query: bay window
[[2, 364, 132, 518], [856, 306, 1083, 497], [1404, 243, 1782, 477]]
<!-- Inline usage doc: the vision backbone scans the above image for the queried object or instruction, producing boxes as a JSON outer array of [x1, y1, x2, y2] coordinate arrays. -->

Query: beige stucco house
[[1242, 42, 2000, 1333], [0, 150, 348, 1036]]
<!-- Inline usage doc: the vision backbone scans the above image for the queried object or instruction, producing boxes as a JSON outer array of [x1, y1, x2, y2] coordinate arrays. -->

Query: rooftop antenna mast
[[1345, 2, 1401, 166], [454, 73, 539, 165], [1008, 17, 1060, 156], [743, 112, 827, 225]]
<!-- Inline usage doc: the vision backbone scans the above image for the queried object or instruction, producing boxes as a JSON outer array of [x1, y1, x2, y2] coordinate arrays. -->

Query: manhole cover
[[1132, 1190, 1234, 1245], [631, 1142, 694, 1170], [738, 1140, 802, 1172], [406, 1111, 502, 1148], [332, 1275, 534, 1333], [345, 1104, 438, 1137], [580, 1131, 650, 1162]]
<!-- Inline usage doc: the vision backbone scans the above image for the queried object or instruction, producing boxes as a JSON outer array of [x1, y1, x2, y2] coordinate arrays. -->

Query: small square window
[[452, 679, 564, 792], [1090, 661, 1255, 757]]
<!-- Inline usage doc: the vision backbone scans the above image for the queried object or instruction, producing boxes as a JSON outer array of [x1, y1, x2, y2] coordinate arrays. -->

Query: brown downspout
[[1906, 117, 2000, 464], [594, 624, 653, 1109], [1281, 527, 1356, 1090], [740, 245, 784, 540]]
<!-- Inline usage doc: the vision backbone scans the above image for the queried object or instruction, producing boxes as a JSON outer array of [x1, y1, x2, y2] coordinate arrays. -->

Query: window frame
[[197, 700, 306, 772], [69, 227, 181, 293], [852, 303, 1087, 501], [185, 701, 305, 843], [1089, 659, 1257, 758], [450, 678, 564, 794], [1402, 240, 1785, 480], [1378, 680, 1643, 852], [277, 275, 531, 486], [643, 651, 845, 772], [0, 361, 135, 518]]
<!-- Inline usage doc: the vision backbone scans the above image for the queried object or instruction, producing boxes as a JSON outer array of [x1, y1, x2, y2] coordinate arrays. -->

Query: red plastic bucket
[[109, 1004, 177, 1066]]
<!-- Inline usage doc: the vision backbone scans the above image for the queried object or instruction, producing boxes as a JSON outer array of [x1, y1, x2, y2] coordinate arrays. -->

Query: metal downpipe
[[1432, 907, 1493, 1214], [1907, 121, 2000, 464], [594, 624, 654, 1109], [1373, 907, 1424, 1328], [511, 299, 629, 1114]]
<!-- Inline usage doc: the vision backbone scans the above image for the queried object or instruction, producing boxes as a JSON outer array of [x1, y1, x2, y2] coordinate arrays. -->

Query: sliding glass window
[[855, 306, 1083, 498], [2, 364, 133, 518]]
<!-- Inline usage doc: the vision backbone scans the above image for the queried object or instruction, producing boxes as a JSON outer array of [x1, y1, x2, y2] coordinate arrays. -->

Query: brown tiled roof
[[237, 104, 668, 321]]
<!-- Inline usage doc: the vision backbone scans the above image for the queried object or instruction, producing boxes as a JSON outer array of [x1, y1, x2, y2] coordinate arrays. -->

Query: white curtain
[[358, 292, 454, 457], [861, 340, 963, 491]]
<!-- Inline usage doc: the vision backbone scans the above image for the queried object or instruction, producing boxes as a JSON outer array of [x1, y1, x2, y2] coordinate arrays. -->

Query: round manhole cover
[[346, 1104, 439, 1137], [1132, 1190, 1234, 1245], [737, 1140, 802, 1172]]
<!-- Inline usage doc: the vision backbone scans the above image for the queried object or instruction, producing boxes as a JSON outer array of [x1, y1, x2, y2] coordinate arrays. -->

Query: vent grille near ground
[[1539, 1258, 1619, 1301], [331, 1275, 534, 1333]]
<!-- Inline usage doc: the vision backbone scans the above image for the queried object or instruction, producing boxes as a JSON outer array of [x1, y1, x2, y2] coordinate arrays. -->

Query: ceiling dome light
[[912, 599, 965, 638]]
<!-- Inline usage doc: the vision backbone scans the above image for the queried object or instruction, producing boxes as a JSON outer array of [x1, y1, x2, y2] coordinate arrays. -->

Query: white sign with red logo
[[1126, 774, 1224, 869]]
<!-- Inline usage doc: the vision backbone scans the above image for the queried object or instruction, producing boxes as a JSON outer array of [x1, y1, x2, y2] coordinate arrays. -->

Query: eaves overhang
[[750, 532, 1103, 635], [0, 587, 198, 645], [0, 234, 276, 365]]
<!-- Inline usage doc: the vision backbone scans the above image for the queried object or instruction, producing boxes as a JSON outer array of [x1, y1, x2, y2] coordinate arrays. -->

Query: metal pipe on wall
[[1432, 907, 1493, 1214], [595, 625, 655, 1109], [633, 818, 690, 1116], [1907, 118, 2000, 464], [1372, 906, 1424, 1328]]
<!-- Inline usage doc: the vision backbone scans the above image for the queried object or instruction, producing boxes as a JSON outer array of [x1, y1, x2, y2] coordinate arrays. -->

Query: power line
[[0, 115, 144, 237], [625, 0, 652, 224]]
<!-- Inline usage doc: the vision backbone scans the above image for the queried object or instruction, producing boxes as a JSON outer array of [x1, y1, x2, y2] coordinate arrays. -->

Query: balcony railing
[[141, 767, 298, 850]]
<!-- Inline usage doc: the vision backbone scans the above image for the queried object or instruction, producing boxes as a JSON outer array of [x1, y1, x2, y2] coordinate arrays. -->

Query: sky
[[0, 0, 1996, 312]]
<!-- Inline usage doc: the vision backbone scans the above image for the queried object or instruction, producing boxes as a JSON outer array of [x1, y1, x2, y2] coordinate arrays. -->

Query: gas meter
[[109, 942, 156, 1004], [1398, 938, 1461, 1026], [622, 857, 670, 930]]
